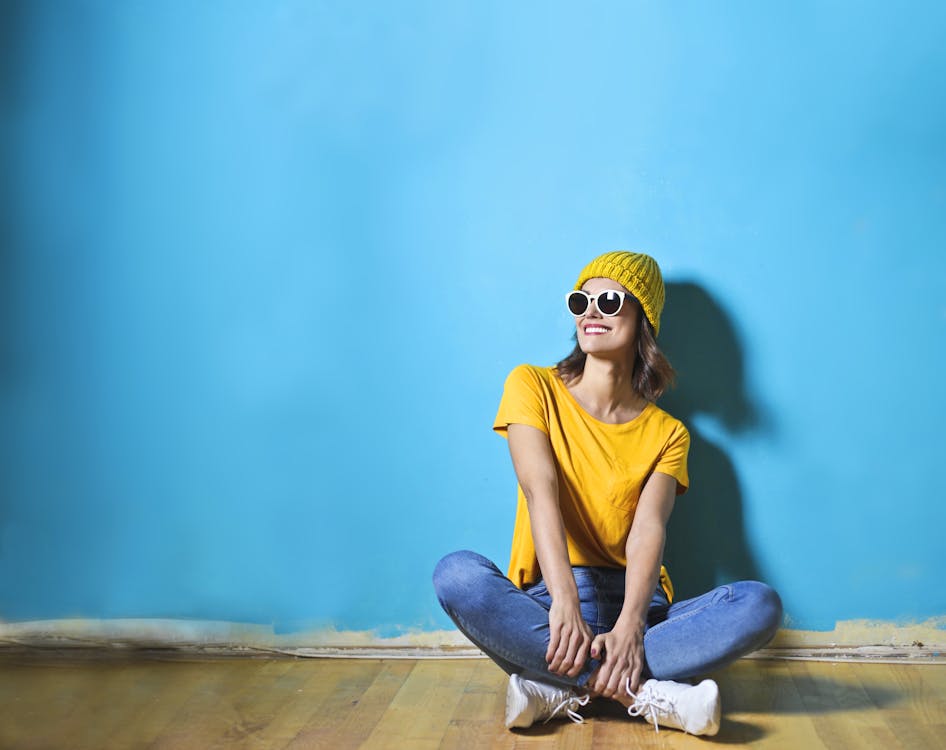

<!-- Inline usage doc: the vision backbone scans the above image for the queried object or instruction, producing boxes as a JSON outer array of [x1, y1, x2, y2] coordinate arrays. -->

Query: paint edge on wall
[[769, 617, 946, 649], [0, 618, 474, 652], [2, 617, 945, 658]]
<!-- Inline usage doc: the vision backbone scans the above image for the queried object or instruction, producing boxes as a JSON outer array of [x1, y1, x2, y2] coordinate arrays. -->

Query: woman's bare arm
[[507, 423, 592, 677]]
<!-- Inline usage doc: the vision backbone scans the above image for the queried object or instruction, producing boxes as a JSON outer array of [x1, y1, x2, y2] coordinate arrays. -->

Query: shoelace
[[625, 678, 678, 733], [542, 691, 591, 724]]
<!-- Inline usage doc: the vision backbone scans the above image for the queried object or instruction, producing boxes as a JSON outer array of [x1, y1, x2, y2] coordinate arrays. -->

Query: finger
[[554, 628, 581, 675], [562, 629, 583, 671], [549, 627, 572, 672], [604, 659, 628, 698], [589, 634, 606, 660], [590, 653, 613, 695], [569, 631, 591, 677], [628, 660, 643, 695], [567, 636, 591, 677], [601, 672, 621, 698], [546, 623, 563, 665]]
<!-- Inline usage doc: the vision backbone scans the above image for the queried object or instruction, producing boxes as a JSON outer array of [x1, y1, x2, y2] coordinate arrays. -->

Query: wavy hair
[[555, 300, 676, 402]]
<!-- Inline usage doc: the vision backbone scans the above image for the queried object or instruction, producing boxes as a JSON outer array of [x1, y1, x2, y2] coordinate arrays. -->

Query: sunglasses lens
[[597, 291, 623, 316], [567, 292, 589, 316]]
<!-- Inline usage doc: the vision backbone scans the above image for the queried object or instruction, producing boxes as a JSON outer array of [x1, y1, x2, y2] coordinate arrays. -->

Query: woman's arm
[[507, 423, 593, 678], [589, 471, 677, 697]]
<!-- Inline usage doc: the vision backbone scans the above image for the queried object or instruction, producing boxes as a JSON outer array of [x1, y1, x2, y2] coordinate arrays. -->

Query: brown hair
[[555, 300, 676, 402]]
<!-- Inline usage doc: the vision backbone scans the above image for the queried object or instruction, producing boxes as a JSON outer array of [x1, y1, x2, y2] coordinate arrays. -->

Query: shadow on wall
[[659, 282, 763, 598]]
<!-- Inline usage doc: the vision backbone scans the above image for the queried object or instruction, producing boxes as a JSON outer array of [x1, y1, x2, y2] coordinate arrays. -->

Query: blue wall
[[2, 2, 944, 634]]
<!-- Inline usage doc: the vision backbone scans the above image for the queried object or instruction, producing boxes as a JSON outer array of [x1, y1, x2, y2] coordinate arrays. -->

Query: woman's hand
[[588, 622, 645, 697], [546, 598, 594, 677]]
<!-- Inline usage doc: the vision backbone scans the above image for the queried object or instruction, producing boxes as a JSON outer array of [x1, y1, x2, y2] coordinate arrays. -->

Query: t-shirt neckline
[[551, 367, 653, 428]]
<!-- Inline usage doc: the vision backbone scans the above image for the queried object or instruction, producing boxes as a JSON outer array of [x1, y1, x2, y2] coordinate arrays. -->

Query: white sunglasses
[[565, 289, 635, 317]]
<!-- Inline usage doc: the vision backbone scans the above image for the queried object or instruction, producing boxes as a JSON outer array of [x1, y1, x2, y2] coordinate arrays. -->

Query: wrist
[[549, 586, 580, 607], [614, 612, 646, 635], [543, 572, 579, 603]]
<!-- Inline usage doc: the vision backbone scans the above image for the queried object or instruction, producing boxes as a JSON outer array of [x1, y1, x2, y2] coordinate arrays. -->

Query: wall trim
[[2, 617, 944, 663]]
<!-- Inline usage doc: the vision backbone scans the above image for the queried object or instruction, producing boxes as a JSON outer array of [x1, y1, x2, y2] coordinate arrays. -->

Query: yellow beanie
[[574, 251, 665, 335]]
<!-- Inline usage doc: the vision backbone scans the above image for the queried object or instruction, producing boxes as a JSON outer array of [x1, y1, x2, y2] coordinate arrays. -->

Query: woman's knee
[[432, 550, 493, 607], [734, 580, 783, 644]]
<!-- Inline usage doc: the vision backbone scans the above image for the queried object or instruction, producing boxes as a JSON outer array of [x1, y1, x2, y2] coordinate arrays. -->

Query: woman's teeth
[[584, 326, 610, 334]]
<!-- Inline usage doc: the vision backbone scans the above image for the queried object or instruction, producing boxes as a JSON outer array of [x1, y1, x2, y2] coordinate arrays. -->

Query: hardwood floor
[[1, 651, 944, 749]]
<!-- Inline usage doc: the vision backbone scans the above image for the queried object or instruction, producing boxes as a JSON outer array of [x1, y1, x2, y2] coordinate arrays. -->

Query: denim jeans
[[433, 550, 782, 689]]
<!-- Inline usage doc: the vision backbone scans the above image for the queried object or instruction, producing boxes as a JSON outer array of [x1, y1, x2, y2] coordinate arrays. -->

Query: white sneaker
[[626, 678, 721, 736], [505, 674, 591, 729]]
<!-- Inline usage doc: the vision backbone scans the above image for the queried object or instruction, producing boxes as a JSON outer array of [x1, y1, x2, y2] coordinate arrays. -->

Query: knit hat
[[574, 251, 665, 335]]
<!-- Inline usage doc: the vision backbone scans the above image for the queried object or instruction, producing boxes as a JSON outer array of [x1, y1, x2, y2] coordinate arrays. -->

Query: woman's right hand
[[546, 597, 593, 677]]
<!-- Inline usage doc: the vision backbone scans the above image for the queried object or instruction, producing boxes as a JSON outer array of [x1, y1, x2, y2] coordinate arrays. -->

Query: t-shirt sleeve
[[492, 364, 549, 438], [654, 421, 690, 495]]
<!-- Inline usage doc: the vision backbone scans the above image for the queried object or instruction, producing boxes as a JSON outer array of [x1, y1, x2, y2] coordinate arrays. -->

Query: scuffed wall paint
[[769, 617, 946, 649], [0, 619, 474, 652], [3, 618, 944, 655]]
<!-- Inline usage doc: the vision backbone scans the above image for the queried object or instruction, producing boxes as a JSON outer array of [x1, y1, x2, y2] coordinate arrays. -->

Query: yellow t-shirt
[[493, 364, 690, 601]]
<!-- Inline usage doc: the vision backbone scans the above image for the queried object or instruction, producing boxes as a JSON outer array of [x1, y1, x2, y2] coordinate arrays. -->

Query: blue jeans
[[433, 550, 782, 689]]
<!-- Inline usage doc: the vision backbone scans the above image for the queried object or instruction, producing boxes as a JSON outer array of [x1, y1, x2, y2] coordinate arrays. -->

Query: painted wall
[[2, 1, 944, 638]]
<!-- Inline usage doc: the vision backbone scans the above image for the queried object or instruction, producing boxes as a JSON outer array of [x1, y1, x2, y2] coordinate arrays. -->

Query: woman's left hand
[[588, 623, 645, 698]]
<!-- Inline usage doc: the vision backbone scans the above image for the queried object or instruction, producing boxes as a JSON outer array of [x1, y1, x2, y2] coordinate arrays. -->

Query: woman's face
[[574, 277, 640, 358]]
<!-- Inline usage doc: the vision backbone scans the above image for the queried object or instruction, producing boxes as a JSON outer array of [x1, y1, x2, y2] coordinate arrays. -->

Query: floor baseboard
[[2, 617, 944, 664], [2, 641, 945, 664]]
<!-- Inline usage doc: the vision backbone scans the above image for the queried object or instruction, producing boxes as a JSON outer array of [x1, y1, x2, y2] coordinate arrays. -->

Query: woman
[[433, 251, 781, 736]]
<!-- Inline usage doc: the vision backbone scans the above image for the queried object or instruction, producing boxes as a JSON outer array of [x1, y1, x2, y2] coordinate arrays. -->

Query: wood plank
[[107, 660, 244, 749], [56, 660, 173, 750], [1, 653, 945, 749], [0, 658, 102, 750], [791, 660, 900, 750], [107, 659, 282, 750], [757, 660, 825, 748], [145, 659, 282, 749], [441, 660, 510, 750], [360, 659, 477, 750], [232, 657, 378, 749], [198, 658, 303, 749], [856, 662, 944, 750], [283, 659, 410, 750]]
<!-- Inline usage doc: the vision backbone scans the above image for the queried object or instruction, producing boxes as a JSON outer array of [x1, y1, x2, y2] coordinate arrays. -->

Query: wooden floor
[[1, 652, 944, 749]]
